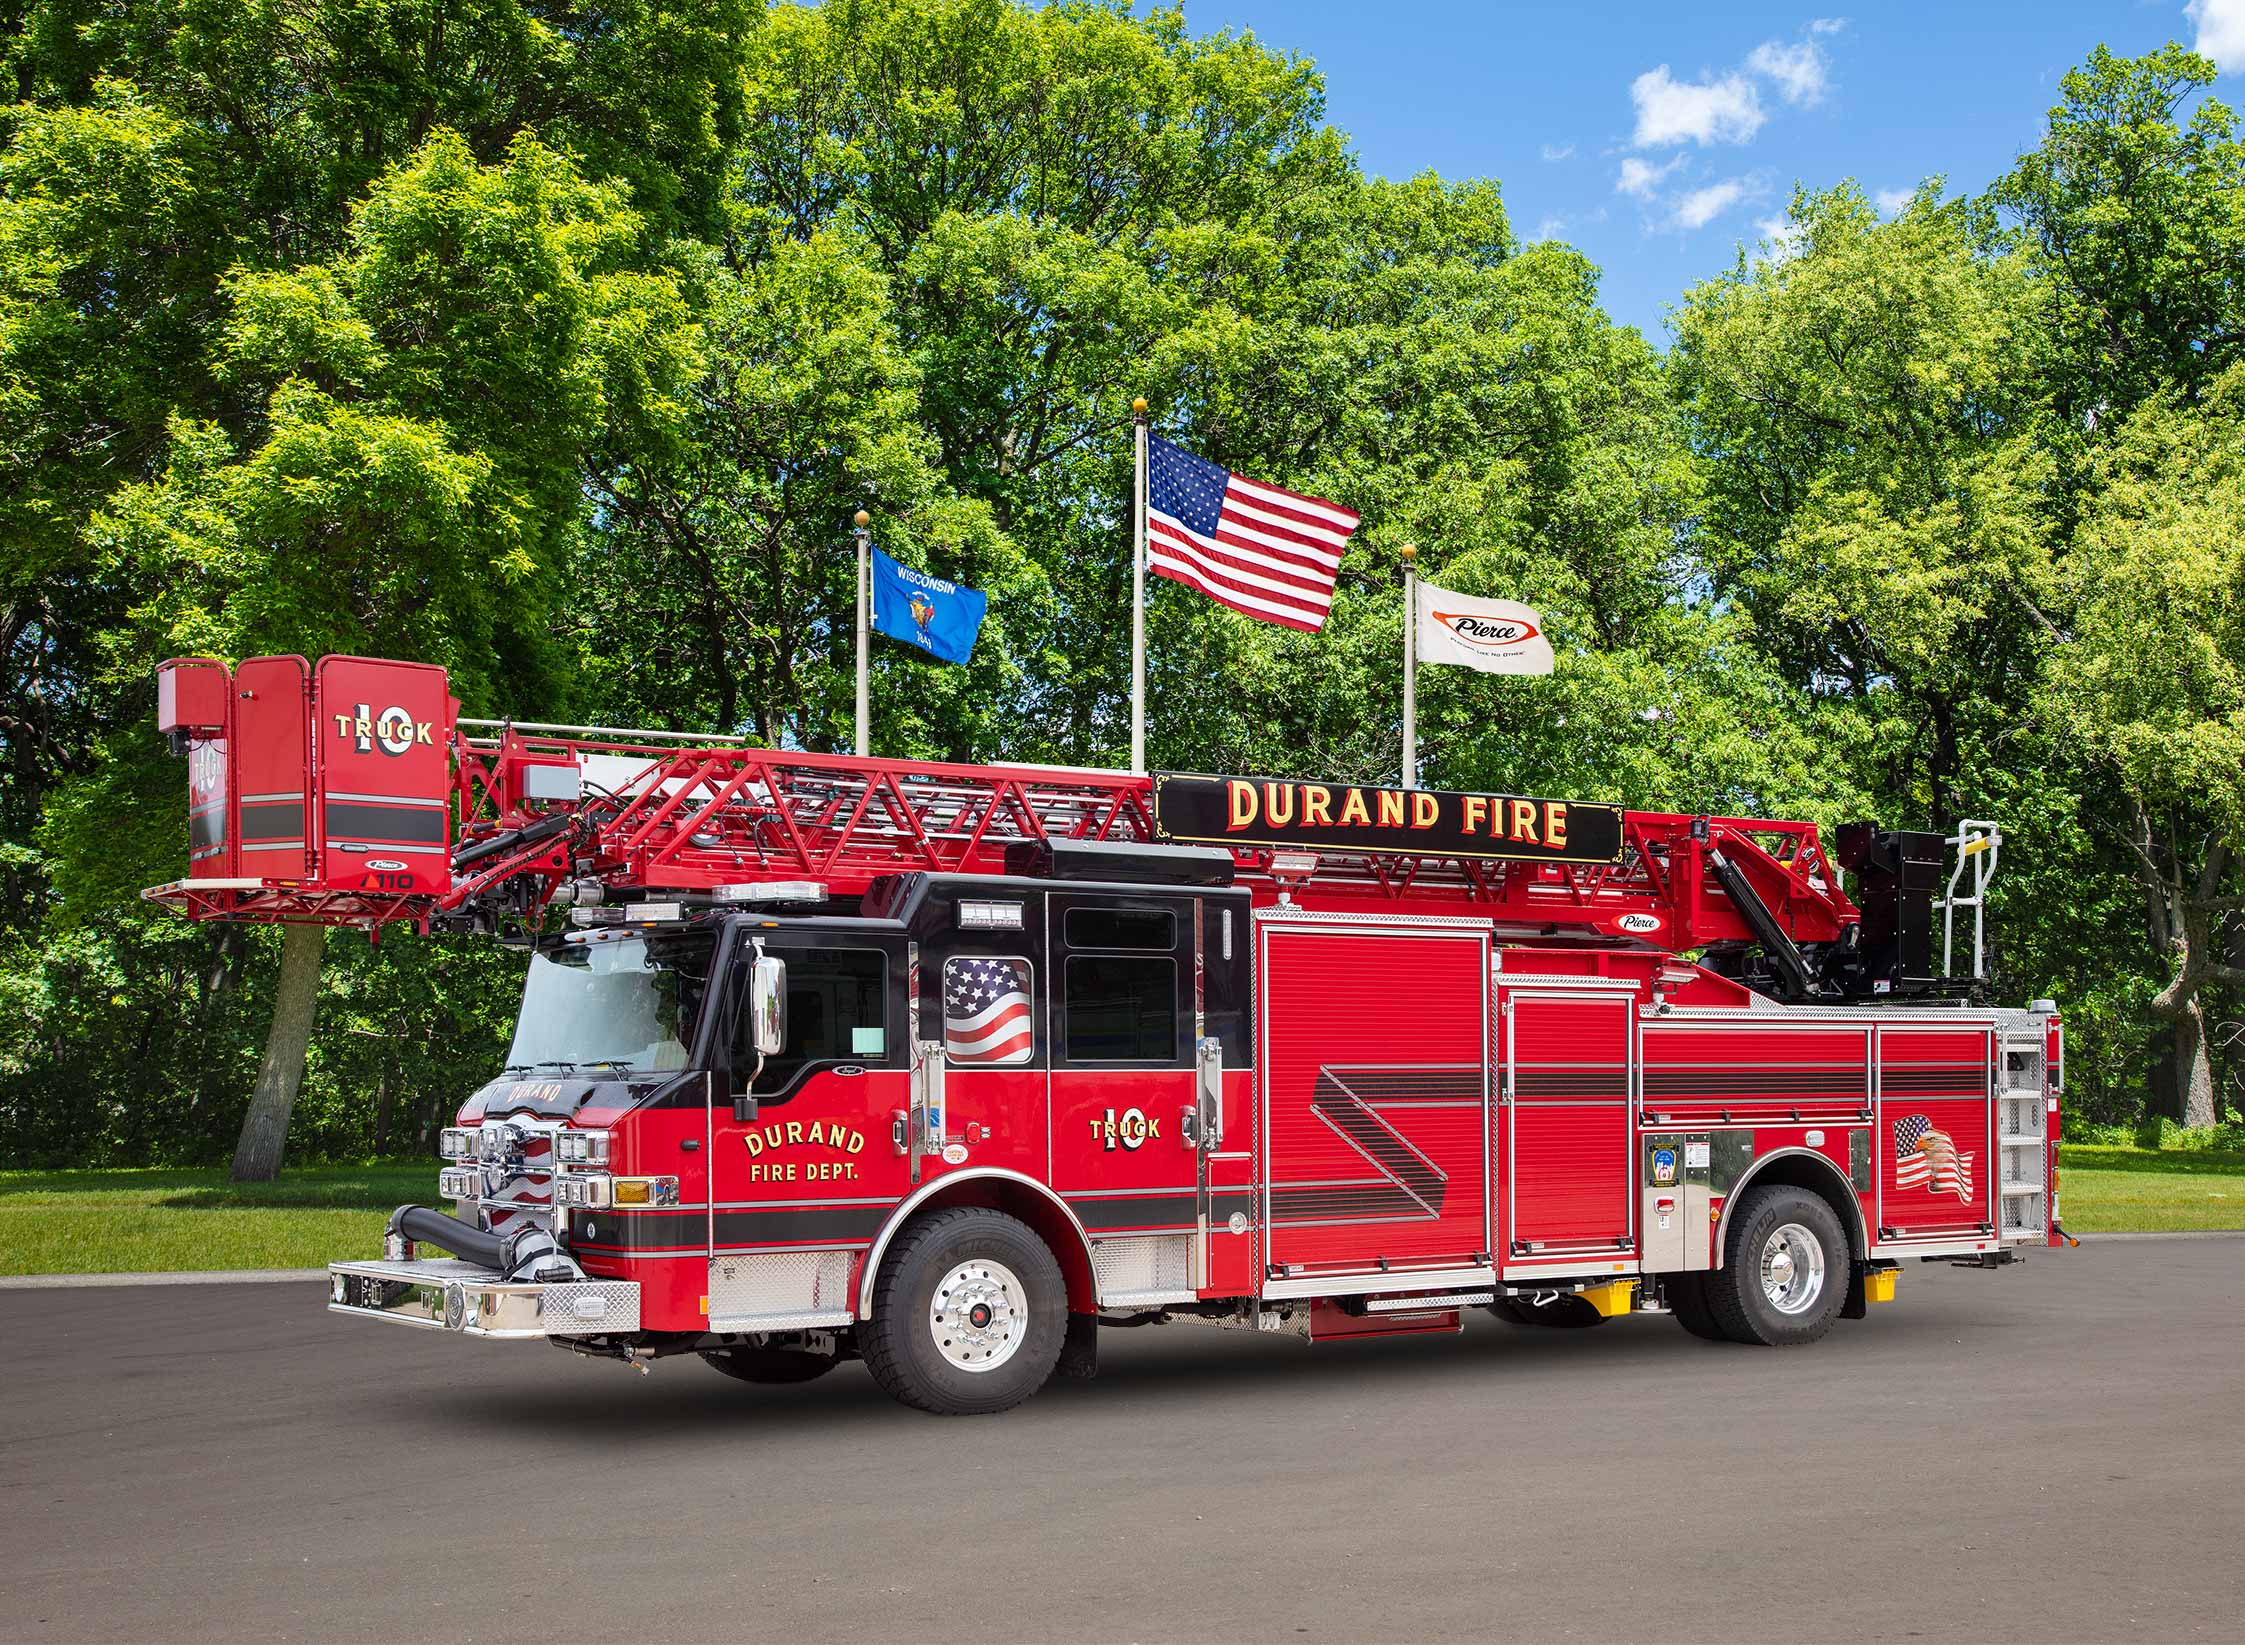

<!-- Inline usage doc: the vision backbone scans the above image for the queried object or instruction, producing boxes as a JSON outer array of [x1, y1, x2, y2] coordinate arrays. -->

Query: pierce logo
[[1616, 912, 1663, 934], [1433, 611, 1542, 650], [332, 702, 434, 756]]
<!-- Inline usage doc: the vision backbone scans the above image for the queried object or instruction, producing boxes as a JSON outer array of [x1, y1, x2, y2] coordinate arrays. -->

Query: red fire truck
[[148, 653, 2064, 1414]]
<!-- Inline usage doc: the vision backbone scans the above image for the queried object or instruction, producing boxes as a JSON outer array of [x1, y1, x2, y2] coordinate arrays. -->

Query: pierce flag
[[1413, 581, 1554, 675], [869, 546, 987, 666]]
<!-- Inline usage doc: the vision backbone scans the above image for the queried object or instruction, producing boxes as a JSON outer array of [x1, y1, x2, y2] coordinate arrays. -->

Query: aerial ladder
[[143, 653, 1961, 1002]]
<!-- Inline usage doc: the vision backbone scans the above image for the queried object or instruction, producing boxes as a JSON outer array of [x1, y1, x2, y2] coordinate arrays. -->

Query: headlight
[[438, 1127, 478, 1160], [555, 1129, 611, 1165], [553, 1174, 611, 1210], [437, 1166, 481, 1202]]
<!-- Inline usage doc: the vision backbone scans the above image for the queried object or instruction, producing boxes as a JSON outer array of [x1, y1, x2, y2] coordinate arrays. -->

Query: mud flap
[[1842, 1261, 1869, 1320]]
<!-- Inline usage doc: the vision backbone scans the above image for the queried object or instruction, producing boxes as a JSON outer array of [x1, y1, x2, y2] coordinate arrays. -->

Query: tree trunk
[[230, 923, 327, 1182], [2174, 994, 2218, 1130], [373, 1059, 394, 1159]]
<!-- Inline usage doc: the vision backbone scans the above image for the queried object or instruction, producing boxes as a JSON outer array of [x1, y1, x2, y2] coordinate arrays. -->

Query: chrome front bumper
[[328, 1257, 640, 1339]]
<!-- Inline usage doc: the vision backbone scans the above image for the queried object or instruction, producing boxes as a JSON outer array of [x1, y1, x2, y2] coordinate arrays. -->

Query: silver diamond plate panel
[[1092, 1234, 1193, 1298], [708, 1250, 856, 1327]]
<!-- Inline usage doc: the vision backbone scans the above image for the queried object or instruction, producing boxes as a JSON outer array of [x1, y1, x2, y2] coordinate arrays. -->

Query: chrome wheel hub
[[1759, 1222, 1826, 1315], [929, 1258, 1026, 1373]]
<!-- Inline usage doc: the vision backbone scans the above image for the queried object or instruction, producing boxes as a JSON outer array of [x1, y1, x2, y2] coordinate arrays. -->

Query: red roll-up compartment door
[[1503, 990, 1636, 1260], [311, 656, 452, 897]]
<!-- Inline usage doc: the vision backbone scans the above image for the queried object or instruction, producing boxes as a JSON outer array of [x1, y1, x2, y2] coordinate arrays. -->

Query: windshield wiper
[[530, 1060, 580, 1073], [581, 1059, 635, 1072], [501, 1063, 536, 1074]]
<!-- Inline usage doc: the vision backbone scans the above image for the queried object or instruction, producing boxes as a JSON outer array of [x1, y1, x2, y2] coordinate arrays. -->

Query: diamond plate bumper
[[328, 1257, 639, 1339]]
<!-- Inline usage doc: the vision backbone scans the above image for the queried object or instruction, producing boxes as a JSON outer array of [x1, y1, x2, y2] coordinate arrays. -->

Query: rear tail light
[[438, 1127, 478, 1159]]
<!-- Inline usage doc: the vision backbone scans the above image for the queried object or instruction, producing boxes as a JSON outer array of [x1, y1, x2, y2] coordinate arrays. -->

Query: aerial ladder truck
[[146, 653, 2060, 1414]]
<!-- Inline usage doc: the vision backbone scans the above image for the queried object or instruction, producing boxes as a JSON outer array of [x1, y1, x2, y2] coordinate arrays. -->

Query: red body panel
[[1874, 1027, 1994, 1240], [1259, 923, 1490, 1281], [1503, 991, 1635, 1260], [311, 656, 452, 898]]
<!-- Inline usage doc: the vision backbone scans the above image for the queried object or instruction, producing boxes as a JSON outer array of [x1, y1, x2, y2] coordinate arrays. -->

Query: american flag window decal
[[943, 955, 1035, 1066]]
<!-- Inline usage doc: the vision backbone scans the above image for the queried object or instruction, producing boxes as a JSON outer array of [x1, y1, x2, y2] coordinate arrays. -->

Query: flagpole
[[1130, 398, 1149, 775], [1400, 542, 1418, 789], [853, 509, 871, 758]]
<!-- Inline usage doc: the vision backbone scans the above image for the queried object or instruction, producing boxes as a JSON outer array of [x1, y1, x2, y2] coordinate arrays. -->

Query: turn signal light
[[611, 1176, 679, 1207]]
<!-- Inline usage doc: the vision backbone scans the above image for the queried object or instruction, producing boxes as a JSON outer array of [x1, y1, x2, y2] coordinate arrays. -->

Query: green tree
[[2045, 365, 2245, 1126], [1990, 43, 2245, 430], [1670, 184, 2055, 828], [60, 128, 698, 1176]]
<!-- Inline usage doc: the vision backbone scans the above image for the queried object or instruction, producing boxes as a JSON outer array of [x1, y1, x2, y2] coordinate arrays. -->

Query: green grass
[[0, 1162, 436, 1275], [2, 1145, 2238, 1276], [2056, 1144, 2245, 1233]]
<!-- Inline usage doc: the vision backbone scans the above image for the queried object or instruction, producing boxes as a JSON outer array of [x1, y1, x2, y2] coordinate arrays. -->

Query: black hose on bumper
[[388, 1204, 506, 1268], [386, 1204, 586, 1282]]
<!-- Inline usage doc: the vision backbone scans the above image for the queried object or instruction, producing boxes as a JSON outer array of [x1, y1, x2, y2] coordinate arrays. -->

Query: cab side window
[[739, 947, 887, 1100], [1061, 905, 1180, 1064]]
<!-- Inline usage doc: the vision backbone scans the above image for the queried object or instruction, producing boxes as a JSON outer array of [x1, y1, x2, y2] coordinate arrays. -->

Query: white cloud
[[1631, 66, 1766, 147], [1875, 186, 1913, 217], [1756, 215, 1808, 261], [1541, 142, 1577, 162], [1746, 39, 1829, 106], [2189, 0, 2245, 73], [1617, 154, 1686, 197], [1535, 215, 1569, 241], [1808, 17, 1848, 36], [1671, 177, 1755, 230]]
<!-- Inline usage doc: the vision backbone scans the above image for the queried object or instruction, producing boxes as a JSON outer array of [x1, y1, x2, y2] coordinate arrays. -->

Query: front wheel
[[861, 1208, 1066, 1415], [1703, 1186, 1849, 1346]]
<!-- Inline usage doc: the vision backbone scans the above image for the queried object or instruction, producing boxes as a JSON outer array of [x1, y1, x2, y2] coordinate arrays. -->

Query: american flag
[[1894, 1114, 1974, 1201], [943, 957, 1033, 1065], [1146, 434, 1359, 632]]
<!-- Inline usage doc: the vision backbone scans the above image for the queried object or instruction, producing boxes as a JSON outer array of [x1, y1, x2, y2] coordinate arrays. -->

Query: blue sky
[[1156, 1, 2245, 340]]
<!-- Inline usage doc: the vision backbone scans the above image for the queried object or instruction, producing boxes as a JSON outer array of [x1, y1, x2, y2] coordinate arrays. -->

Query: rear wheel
[[699, 1344, 839, 1385], [1704, 1186, 1848, 1346], [861, 1208, 1066, 1415]]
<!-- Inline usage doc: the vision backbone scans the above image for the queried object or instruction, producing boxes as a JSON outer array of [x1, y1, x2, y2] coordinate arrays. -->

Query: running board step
[[1365, 1291, 1494, 1312]]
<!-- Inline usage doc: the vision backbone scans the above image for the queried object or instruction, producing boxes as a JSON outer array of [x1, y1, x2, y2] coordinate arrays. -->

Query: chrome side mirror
[[750, 953, 786, 1056]]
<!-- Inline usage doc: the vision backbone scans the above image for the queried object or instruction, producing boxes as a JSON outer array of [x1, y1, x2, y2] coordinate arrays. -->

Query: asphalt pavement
[[3, 1237, 2240, 1644]]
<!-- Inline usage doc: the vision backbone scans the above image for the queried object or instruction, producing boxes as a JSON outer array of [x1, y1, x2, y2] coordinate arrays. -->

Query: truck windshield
[[505, 933, 714, 1075]]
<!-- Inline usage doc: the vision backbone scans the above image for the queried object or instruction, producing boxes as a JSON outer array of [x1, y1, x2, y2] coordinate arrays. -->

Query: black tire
[[861, 1208, 1066, 1415], [1487, 1294, 1605, 1329], [1704, 1185, 1849, 1346], [1663, 1273, 1730, 1342], [698, 1345, 839, 1385]]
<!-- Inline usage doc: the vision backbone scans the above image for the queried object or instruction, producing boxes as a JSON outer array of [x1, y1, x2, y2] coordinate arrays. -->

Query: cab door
[[1047, 892, 1202, 1292], [709, 930, 912, 1281]]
